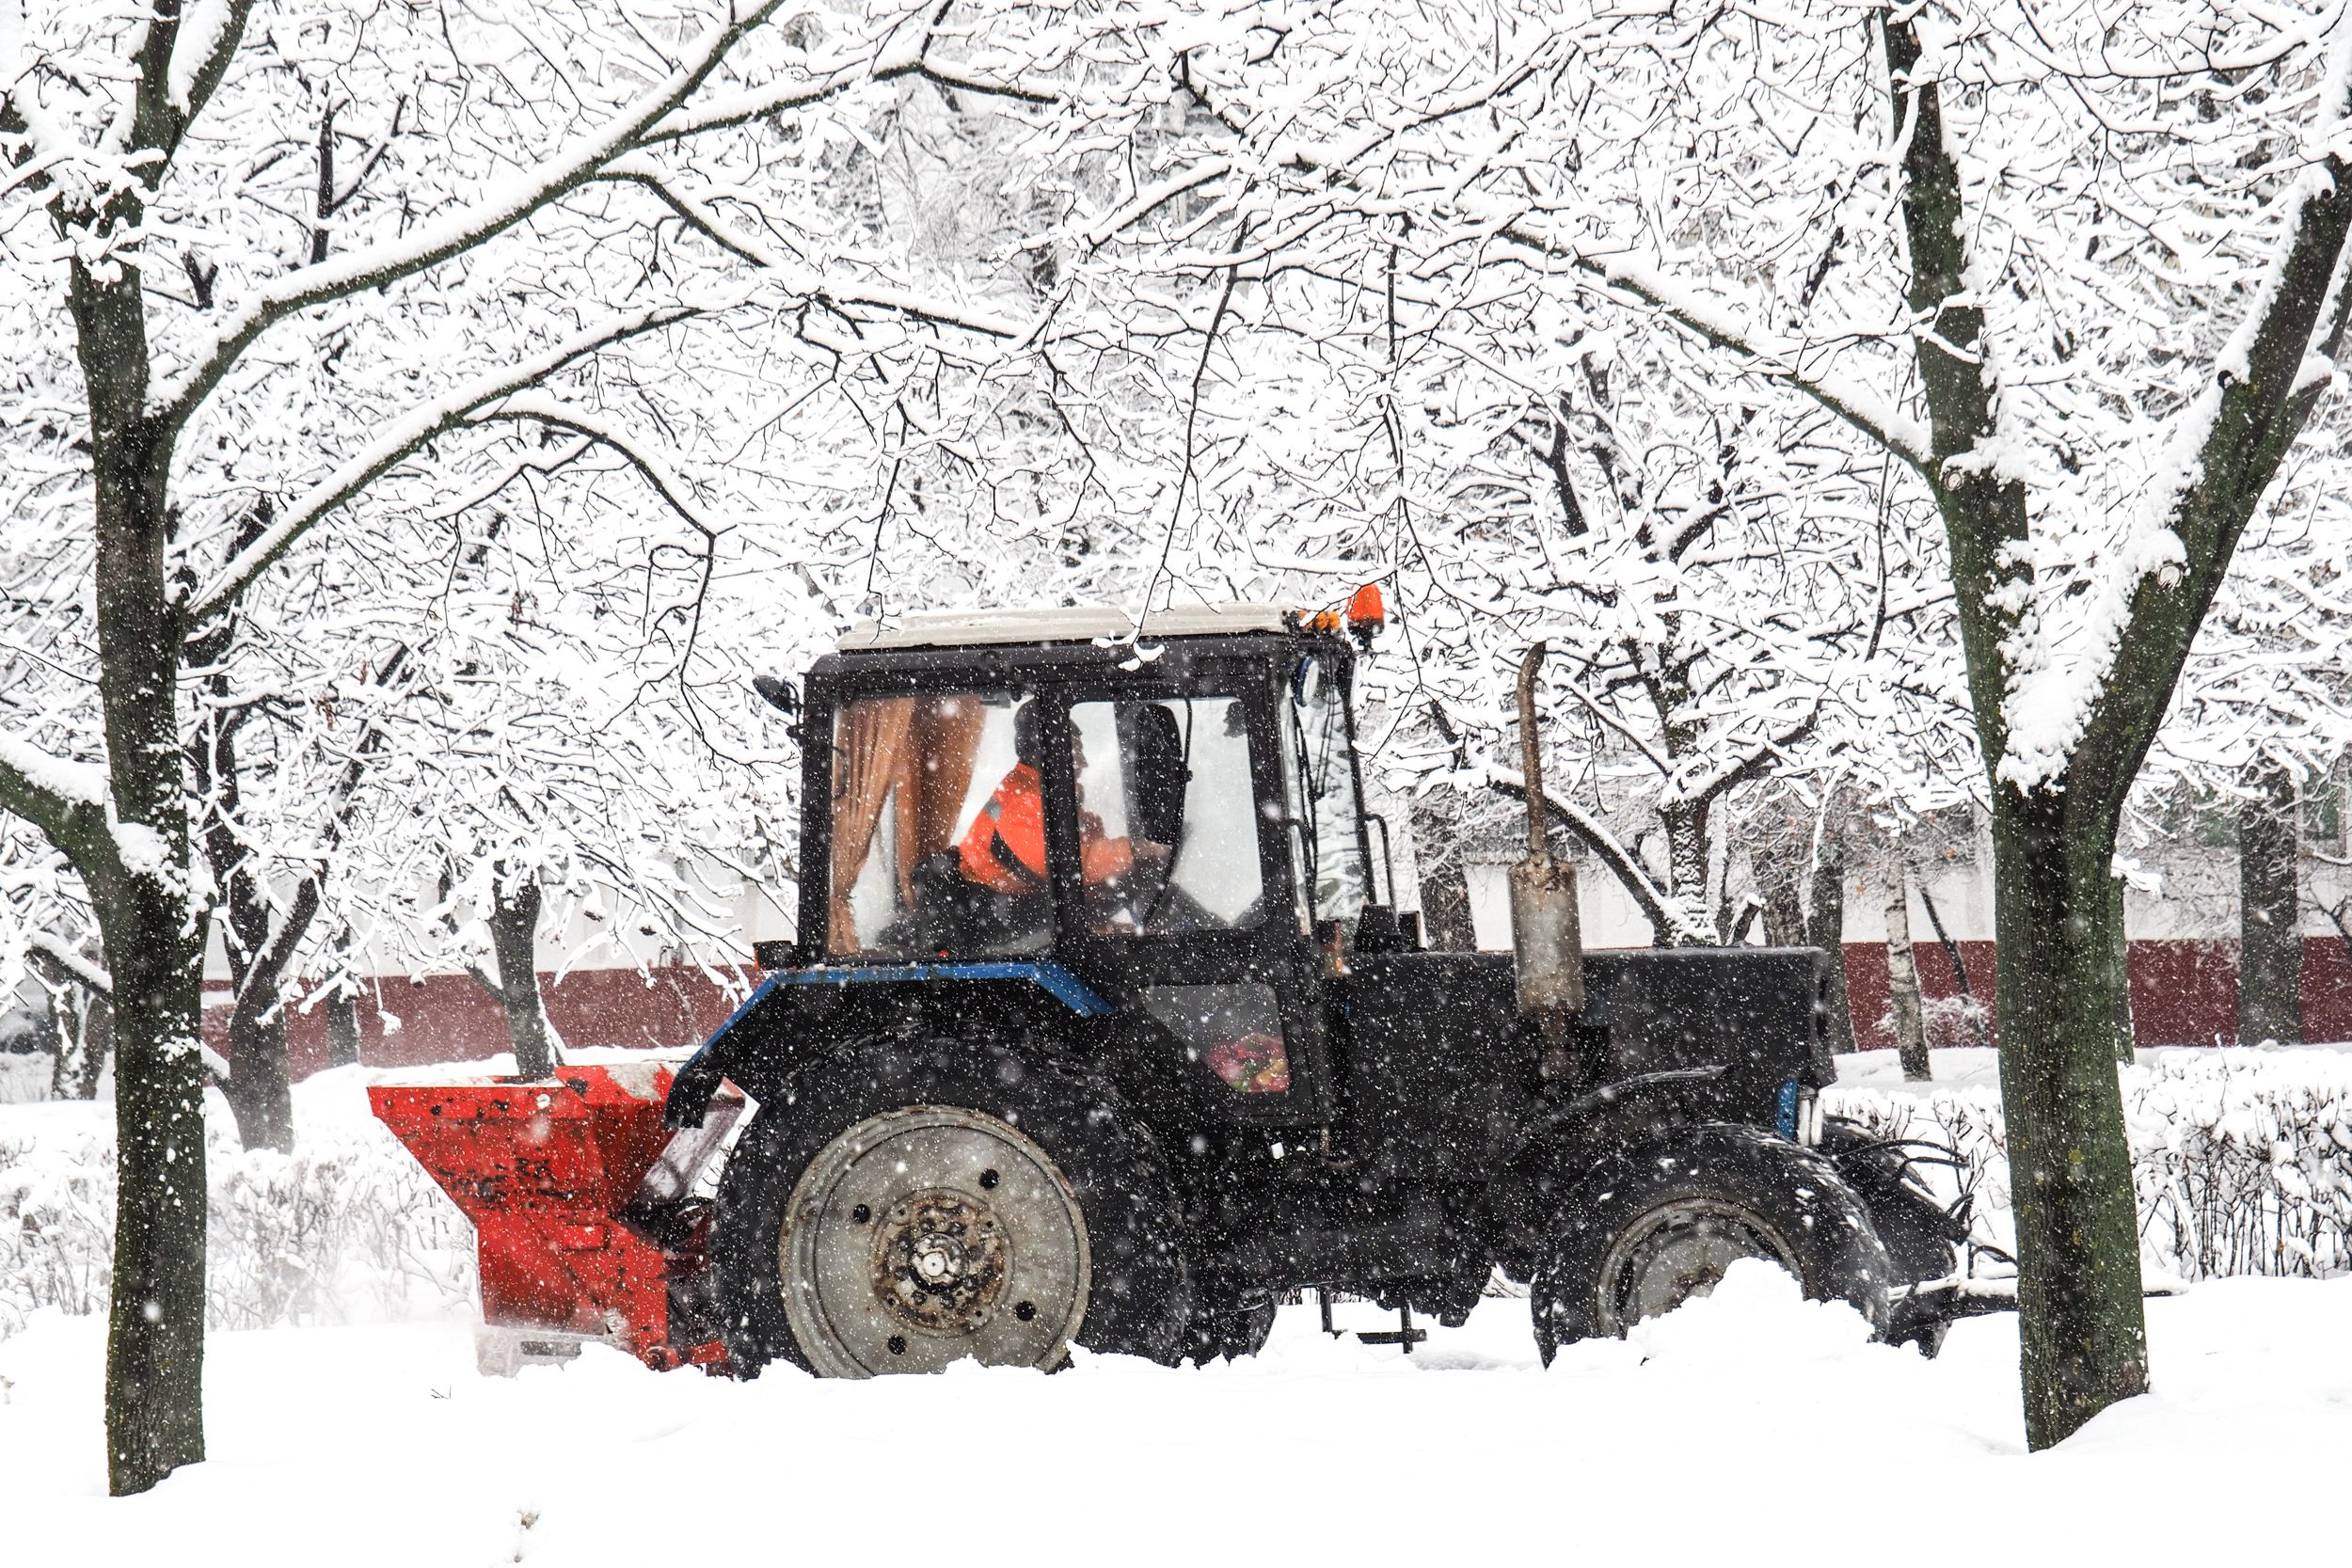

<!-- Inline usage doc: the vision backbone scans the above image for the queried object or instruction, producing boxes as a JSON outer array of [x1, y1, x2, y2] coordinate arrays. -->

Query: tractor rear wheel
[[714, 1039, 1192, 1377], [1531, 1123, 1892, 1362]]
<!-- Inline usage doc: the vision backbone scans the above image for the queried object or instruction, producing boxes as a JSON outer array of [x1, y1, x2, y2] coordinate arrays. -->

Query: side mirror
[[752, 675, 800, 717], [752, 675, 804, 743]]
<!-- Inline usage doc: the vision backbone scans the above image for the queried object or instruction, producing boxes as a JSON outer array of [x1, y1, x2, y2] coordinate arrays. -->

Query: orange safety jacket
[[958, 763, 1135, 894]]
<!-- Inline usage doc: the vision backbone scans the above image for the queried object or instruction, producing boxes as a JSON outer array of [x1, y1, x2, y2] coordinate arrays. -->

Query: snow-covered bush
[[1826, 1051, 2352, 1282], [0, 1121, 471, 1338]]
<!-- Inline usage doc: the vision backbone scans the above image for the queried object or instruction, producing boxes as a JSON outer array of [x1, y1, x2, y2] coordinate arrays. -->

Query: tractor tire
[[713, 1037, 1192, 1377], [1531, 1123, 1893, 1363], [1183, 1288, 1278, 1365]]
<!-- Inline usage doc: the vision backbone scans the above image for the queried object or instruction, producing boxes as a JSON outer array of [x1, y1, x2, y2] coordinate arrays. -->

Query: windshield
[[1282, 655, 1370, 927]]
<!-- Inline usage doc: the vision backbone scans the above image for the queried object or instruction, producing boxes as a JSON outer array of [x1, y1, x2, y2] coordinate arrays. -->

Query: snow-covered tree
[[1025, 0, 2352, 1449], [2134, 410, 2352, 1044], [0, 0, 1093, 1494]]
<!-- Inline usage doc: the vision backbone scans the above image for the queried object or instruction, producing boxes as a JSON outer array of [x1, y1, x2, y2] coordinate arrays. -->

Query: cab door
[[1042, 674, 1333, 1127]]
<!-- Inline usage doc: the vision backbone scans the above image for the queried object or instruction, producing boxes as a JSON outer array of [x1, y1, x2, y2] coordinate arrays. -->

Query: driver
[[958, 703, 1168, 897]]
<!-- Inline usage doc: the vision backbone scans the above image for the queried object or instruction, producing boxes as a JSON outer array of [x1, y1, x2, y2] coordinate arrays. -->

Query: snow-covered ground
[[3, 1270, 2347, 1566], [4, 1051, 2350, 1565], [1834, 1039, 2352, 1096]]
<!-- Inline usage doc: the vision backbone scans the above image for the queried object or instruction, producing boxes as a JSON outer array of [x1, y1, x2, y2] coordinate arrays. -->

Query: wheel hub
[[779, 1106, 1090, 1377], [872, 1189, 1008, 1333], [1598, 1197, 1798, 1333]]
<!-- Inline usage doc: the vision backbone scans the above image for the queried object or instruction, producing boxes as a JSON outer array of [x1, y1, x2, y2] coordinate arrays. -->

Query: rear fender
[[664, 960, 1112, 1129], [1487, 1072, 1723, 1273], [1818, 1118, 1970, 1282]]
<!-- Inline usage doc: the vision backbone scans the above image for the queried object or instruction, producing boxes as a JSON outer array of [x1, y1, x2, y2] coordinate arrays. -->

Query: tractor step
[[1318, 1290, 1427, 1354]]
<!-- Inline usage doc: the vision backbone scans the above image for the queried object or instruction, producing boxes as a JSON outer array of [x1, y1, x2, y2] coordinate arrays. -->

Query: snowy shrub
[[0, 1122, 472, 1338], [1826, 1051, 2352, 1282]]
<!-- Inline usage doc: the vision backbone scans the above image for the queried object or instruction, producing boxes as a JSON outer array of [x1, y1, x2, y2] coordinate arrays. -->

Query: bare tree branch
[[186, 305, 702, 624], [146, 0, 789, 436]]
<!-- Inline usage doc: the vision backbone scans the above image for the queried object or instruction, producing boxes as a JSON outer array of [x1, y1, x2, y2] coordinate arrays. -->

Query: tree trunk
[[62, 242, 213, 1494], [97, 909, 211, 1497], [1661, 802, 1708, 926], [1759, 861, 1805, 947], [1806, 833, 1858, 1054], [487, 872, 558, 1079], [2237, 758, 2301, 1046], [326, 983, 362, 1069], [1989, 787, 2149, 1450], [1883, 866, 1931, 1080], [1418, 864, 1478, 951], [221, 984, 294, 1152]]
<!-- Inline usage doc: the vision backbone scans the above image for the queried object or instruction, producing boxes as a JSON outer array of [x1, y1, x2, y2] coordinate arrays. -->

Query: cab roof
[[837, 604, 1294, 653]]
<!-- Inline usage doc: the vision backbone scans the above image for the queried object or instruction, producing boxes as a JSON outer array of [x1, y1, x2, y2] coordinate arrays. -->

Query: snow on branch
[[638, 18, 1061, 145], [1500, 226, 1931, 472], [185, 304, 703, 624], [0, 730, 109, 846], [2000, 26, 2352, 792], [156, 0, 249, 125], [28, 931, 110, 997], [1668, 707, 1823, 815], [146, 0, 788, 434], [596, 155, 1027, 342], [484, 392, 728, 540], [1168, 52, 1931, 472]]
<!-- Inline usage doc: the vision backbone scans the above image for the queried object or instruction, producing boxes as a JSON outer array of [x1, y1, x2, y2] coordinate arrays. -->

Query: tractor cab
[[772, 602, 1408, 1133]]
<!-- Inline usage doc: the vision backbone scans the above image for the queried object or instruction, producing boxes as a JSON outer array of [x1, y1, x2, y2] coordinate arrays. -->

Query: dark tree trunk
[[63, 237, 213, 1494], [486, 871, 558, 1079], [1661, 801, 1708, 937], [2237, 759, 2302, 1046], [325, 983, 362, 1069], [1805, 832, 1858, 1054], [1988, 788, 2149, 1450], [221, 988, 294, 1151], [98, 907, 210, 1497]]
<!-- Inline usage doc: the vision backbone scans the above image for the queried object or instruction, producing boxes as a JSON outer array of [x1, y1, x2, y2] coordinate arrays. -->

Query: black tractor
[[665, 600, 1972, 1376]]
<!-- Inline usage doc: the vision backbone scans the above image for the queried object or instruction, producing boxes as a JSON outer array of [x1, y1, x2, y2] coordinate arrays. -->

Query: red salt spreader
[[369, 1060, 743, 1375]]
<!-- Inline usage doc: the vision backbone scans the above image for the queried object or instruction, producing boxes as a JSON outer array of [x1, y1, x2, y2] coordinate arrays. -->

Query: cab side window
[[827, 692, 1049, 957], [1068, 697, 1267, 936]]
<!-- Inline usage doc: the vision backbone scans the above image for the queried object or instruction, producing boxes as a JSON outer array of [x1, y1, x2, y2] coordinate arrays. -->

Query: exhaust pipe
[[1509, 641, 1584, 1076]]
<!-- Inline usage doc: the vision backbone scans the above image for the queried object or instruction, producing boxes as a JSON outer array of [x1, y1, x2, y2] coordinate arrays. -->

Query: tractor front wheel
[[1531, 1123, 1893, 1362], [714, 1040, 1192, 1377]]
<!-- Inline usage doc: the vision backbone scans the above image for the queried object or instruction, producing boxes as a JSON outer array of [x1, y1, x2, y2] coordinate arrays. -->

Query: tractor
[[623, 595, 1979, 1376]]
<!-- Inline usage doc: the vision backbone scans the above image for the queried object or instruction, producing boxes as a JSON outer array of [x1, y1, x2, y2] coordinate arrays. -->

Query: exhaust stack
[[1509, 641, 1584, 1074]]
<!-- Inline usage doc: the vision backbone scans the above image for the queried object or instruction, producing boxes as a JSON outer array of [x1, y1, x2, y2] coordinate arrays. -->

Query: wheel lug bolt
[[888, 1335, 907, 1355], [851, 1204, 871, 1224], [978, 1168, 999, 1189], [1014, 1300, 1036, 1323]]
